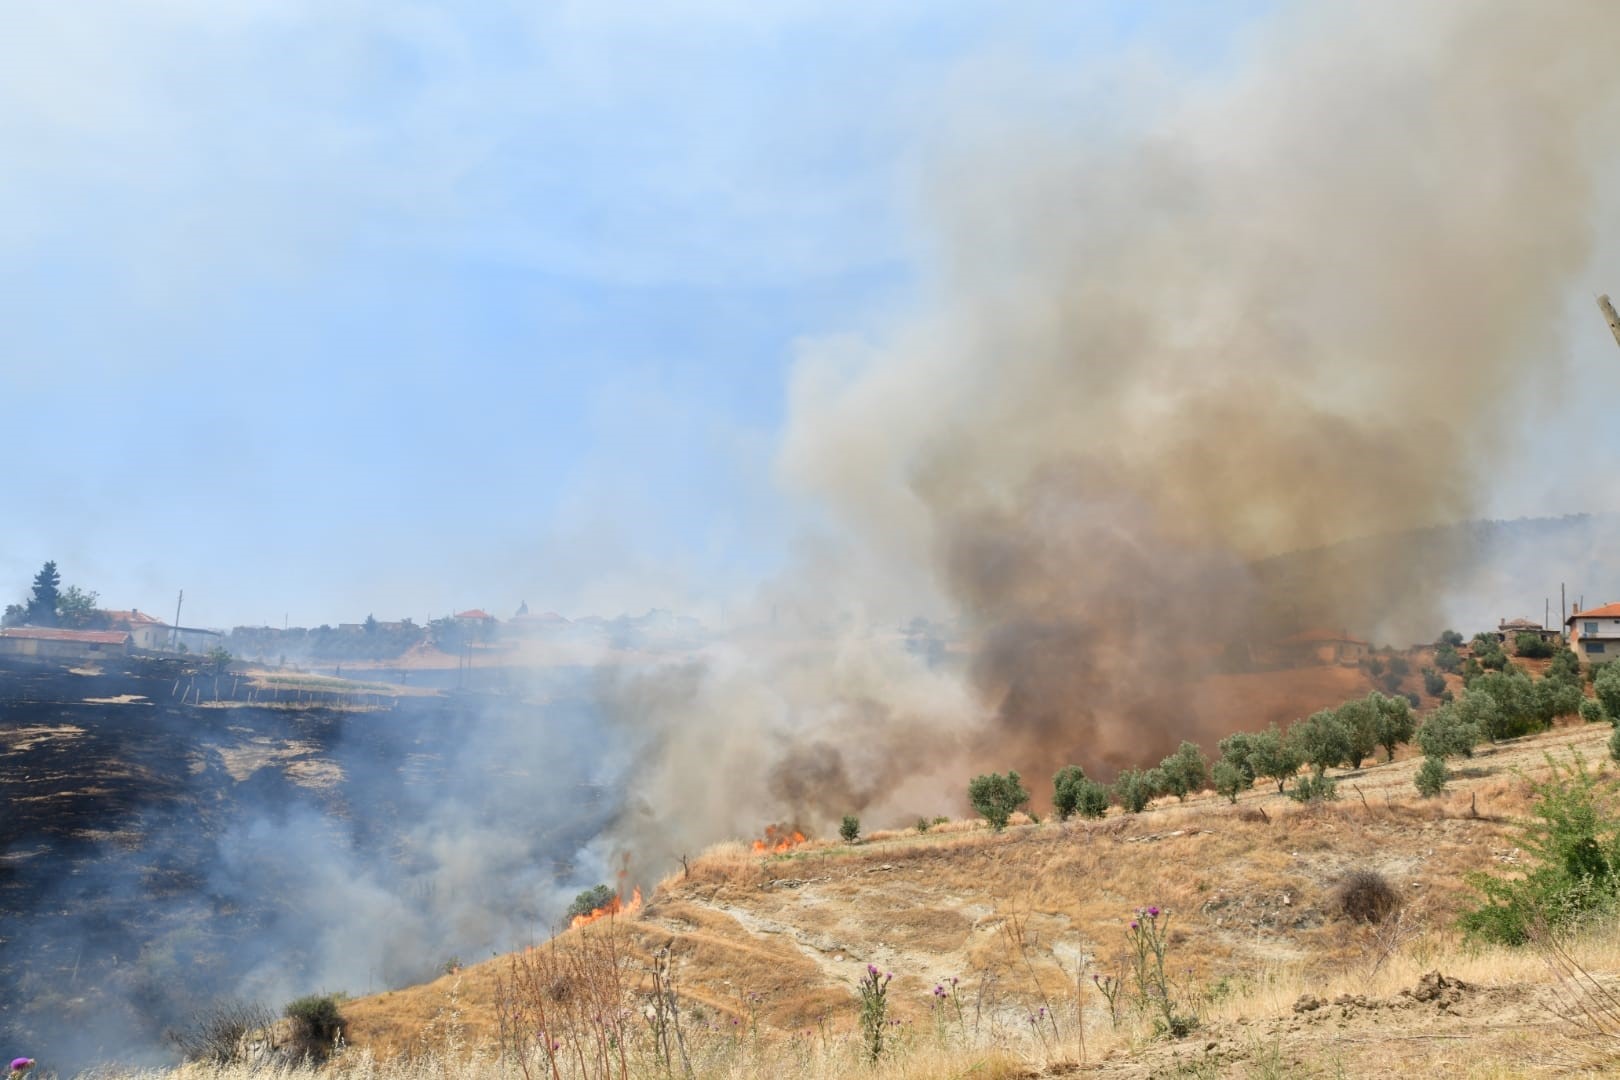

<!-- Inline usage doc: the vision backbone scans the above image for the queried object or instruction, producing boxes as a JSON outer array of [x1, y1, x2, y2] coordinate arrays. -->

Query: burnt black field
[[0, 658, 620, 1072]]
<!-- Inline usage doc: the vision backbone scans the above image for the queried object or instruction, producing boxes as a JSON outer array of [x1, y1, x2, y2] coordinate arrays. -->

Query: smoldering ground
[[0, 666, 631, 1071]]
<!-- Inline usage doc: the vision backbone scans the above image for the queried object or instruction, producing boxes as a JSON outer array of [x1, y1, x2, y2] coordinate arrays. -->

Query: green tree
[[1249, 724, 1303, 793], [1516, 632, 1556, 659], [1052, 765, 1088, 821], [1290, 709, 1351, 777], [55, 585, 100, 629], [1336, 698, 1380, 769], [1421, 668, 1447, 697], [1549, 647, 1582, 683], [1416, 702, 1481, 760], [1451, 688, 1505, 745], [1212, 758, 1246, 803], [1595, 664, 1620, 722], [25, 561, 61, 626], [968, 771, 1030, 832], [1414, 756, 1448, 798], [205, 646, 233, 674], [566, 884, 615, 920], [1371, 692, 1415, 761], [1216, 731, 1257, 782], [1434, 644, 1462, 674], [840, 814, 861, 843], [1156, 741, 1209, 801], [1112, 768, 1157, 814], [363, 613, 378, 634], [1438, 629, 1465, 648], [1535, 678, 1584, 728], [1581, 698, 1606, 724], [1071, 777, 1110, 819]]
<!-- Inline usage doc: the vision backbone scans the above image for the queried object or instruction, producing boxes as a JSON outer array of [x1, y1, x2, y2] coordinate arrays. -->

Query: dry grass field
[[260, 717, 1620, 1078]]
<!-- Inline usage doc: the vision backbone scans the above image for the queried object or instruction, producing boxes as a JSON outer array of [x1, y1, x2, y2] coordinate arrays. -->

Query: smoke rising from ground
[[618, 0, 1620, 839]]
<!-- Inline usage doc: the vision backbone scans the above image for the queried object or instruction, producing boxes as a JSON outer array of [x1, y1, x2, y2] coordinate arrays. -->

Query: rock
[[1292, 994, 1325, 1014], [1404, 970, 1471, 1004]]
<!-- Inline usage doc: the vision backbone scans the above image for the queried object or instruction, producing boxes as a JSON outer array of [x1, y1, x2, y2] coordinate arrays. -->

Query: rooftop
[[0, 627, 132, 645]]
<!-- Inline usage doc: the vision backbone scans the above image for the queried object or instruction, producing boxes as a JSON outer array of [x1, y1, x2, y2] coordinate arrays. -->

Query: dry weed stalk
[[495, 920, 634, 1080], [1529, 920, 1620, 1043]]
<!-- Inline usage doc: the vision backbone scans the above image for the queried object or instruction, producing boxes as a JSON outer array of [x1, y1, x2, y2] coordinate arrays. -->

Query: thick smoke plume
[[773, 1, 1620, 781]]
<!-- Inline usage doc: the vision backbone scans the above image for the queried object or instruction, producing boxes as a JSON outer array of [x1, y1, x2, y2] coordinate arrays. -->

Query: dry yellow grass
[[310, 720, 1620, 1077]]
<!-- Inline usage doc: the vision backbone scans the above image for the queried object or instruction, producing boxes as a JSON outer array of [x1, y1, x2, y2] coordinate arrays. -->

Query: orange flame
[[751, 824, 808, 854], [569, 886, 642, 930]]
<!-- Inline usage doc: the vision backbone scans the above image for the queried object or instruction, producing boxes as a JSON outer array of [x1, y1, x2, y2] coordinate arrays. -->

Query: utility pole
[[172, 589, 184, 651], [1600, 295, 1620, 351]]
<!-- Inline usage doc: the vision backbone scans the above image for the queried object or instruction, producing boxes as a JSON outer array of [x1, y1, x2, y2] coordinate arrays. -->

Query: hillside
[[332, 718, 1620, 1078]]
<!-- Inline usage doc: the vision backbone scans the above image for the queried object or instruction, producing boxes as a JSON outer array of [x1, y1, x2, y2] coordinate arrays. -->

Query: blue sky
[[0, 1, 1282, 628], [12, 1, 1616, 631]]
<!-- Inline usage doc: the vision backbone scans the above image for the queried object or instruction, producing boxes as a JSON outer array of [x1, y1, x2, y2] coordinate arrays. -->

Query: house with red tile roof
[[1565, 603, 1620, 663]]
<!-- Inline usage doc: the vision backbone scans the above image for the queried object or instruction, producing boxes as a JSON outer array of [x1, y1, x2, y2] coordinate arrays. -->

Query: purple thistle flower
[[867, 963, 878, 975], [10, 1062, 33, 1074], [1129, 920, 1139, 930], [1148, 906, 1161, 918]]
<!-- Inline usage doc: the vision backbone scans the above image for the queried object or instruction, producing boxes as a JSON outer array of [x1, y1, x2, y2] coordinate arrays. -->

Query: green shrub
[[915, 817, 930, 833], [967, 771, 1029, 832], [1415, 756, 1448, 798], [1387, 655, 1411, 678], [1610, 728, 1620, 765], [840, 814, 861, 843], [284, 994, 344, 1057], [1416, 703, 1481, 760], [1596, 664, 1620, 720], [1549, 647, 1582, 682], [1536, 678, 1585, 727], [1371, 692, 1415, 761], [1438, 629, 1465, 648], [1460, 753, 1620, 944], [1212, 758, 1246, 803], [1422, 668, 1447, 697], [1249, 724, 1303, 793], [1052, 765, 1088, 821], [1287, 773, 1338, 803], [1072, 777, 1110, 819], [1216, 732, 1257, 782], [1515, 632, 1556, 659], [1365, 657, 1386, 677], [1113, 768, 1157, 814], [1290, 709, 1350, 777], [1157, 741, 1209, 801], [1434, 644, 1462, 674], [567, 884, 615, 921], [1582, 698, 1607, 724]]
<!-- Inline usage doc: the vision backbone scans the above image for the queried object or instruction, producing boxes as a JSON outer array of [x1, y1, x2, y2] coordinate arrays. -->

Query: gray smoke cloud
[[612, 0, 1620, 862]]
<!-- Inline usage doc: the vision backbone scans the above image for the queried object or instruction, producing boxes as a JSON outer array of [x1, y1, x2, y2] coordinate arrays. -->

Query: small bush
[[1212, 758, 1246, 803], [1516, 632, 1556, 659], [1422, 668, 1447, 697], [567, 884, 616, 921], [1156, 741, 1209, 801], [1438, 629, 1465, 648], [1461, 753, 1620, 944], [1434, 644, 1462, 674], [967, 771, 1029, 832], [1415, 755, 1448, 798], [932, 815, 949, 826], [1596, 664, 1620, 720], [1287, 773, 1338, 803], [915, 817, 930, 833], [167, 999, 275, 1064], [1333, 869, 1401, 925], [840, 814, 861, 843], [1052, 765, 1088, 821], [1582, 698, 1607, 724], [1070, 777, 1110, 819], [1113, 768, 1157, 814], [284, 994, 344, 1058]]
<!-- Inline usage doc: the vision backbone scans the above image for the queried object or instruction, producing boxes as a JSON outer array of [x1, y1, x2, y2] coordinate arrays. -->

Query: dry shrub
[[1333, 868, 1402, 925], [1237, 807, 1271, 824], [166, 998, 276, 1064]]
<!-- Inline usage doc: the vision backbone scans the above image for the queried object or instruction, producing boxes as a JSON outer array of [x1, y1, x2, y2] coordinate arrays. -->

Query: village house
[[101, 609, 173, 651], [1274, 628, 1370, 666], [1496, 617, 1562, 645], [1566, 603, 1620, 663], [0, 627, 132, 663]]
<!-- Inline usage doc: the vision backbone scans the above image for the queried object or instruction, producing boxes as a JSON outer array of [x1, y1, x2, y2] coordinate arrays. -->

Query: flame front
[[569, 886, 642, 930], [751, 824, 808, 853]]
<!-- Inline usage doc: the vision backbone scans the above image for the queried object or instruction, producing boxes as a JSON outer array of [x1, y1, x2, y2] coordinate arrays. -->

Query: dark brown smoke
[[778, 1, 1620, 784]]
